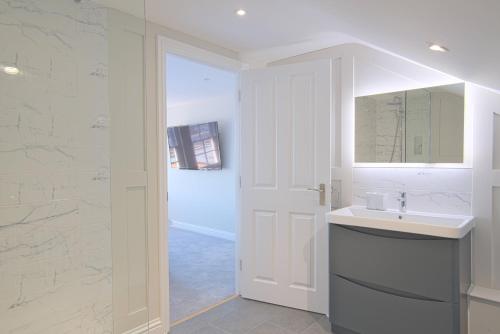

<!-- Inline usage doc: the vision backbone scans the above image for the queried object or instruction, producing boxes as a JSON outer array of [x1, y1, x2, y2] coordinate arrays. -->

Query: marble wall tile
[[352, 167, 472, 215], [0, 0, 113, 332], [0, 172, 79, 206]]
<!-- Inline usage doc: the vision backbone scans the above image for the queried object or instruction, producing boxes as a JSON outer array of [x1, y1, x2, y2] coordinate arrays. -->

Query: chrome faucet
[[397, 192, 407, 213]]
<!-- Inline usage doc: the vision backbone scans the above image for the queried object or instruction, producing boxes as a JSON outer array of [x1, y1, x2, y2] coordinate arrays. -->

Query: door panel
[[289, 213, 316, 290], [290, 74, 316, 189], [109, 9, 149, 333], [241, 59, 331, 314], [253, 80, 278, 189], [253, 210, 278, 284]]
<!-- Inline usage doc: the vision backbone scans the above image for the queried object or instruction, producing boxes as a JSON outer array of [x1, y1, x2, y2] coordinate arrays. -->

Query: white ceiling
[[147, 0, 500, 91], [147, 0, 353, 52]]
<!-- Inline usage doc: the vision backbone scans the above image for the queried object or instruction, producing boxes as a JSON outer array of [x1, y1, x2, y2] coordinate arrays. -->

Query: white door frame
[[156, 35, 243, 331]]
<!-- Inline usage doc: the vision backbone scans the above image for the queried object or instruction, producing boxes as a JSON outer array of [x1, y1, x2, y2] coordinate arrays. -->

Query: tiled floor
[[170, 297, 333, 334], [169, 227, 235, 322]]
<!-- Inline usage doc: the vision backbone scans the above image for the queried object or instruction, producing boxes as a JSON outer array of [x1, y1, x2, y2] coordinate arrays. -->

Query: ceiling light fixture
[[236, 9, 246, 16], [429, 44, 449, 52], [3, 66, 20, 75]]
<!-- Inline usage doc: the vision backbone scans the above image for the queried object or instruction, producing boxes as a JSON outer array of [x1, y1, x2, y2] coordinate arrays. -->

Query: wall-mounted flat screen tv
[[167, 121, 222, 170]]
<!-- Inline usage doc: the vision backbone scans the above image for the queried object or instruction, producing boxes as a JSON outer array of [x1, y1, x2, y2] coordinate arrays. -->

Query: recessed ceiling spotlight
[[429, 44, 449, 52], [236, 9, 246, 16], [3, 66, 20, 75]]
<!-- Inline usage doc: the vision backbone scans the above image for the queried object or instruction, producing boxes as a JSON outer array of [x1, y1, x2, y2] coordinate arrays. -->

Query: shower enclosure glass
[[0, 1, 148, 333], [405, 89, 432, 163], [355, 91, 407, 162], [355, 83, 465, 163]]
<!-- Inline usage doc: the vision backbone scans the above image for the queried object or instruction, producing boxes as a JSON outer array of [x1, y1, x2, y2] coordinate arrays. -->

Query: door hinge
[[238, 90, 241, 102], [239, 259, 243, 271], [239, 176, 242, 189]]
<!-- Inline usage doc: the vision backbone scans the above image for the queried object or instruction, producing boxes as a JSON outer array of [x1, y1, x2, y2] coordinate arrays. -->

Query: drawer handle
[[336, 275, 446, 303]]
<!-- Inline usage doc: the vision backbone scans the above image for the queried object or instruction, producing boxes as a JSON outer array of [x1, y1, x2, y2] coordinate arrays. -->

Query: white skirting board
[[169, 219, 236, 241], [121, 318, 165, 334]]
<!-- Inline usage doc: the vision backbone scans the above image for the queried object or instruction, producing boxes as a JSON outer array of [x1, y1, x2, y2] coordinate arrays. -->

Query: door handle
[[307, 183, 326, 206]]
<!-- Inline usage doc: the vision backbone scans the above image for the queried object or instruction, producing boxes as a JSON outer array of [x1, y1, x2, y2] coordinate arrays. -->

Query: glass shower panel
[[0, 1, 146, 333], [355, 91, 406, 162], [355, 83, 464, 163], [405, 89, 432, 163]]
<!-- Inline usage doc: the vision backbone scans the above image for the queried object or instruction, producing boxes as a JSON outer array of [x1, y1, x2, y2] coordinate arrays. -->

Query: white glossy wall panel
[[108, 8, 149, 332], [493, 187, 500, 289], [125, 186, 148, 314], [494, 113, 500, 170], [123, 32, 146, 172], [471, 85, 498, 288]]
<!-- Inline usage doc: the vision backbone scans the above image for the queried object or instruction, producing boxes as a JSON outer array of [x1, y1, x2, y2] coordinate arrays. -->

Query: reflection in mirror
[[355, 83, 465, 163]]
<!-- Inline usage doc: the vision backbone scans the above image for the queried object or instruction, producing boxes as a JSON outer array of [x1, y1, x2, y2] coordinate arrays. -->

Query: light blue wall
[[166, 54, 237, 234]]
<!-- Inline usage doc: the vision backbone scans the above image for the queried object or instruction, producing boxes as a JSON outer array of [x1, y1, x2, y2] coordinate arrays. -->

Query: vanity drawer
[[330, 224, 457, 302], [331, 275, 456, 334]]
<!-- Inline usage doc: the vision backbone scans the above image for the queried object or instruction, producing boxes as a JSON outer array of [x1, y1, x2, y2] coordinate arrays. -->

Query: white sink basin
[[326, 206, 474, 239]]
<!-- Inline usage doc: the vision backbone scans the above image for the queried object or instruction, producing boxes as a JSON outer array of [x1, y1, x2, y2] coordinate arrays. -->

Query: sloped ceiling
[[146, 0, 500, 91]]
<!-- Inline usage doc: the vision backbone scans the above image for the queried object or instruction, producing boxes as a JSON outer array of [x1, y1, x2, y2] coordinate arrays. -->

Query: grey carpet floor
[[171, 297, 333, 334], [169, 227, 235, 322]]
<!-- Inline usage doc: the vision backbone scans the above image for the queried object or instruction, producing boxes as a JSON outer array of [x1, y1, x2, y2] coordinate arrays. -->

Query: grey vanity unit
[[329, 224, 471, 334]]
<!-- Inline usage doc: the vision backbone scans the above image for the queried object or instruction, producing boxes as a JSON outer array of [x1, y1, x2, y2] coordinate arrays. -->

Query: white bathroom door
[[240, 59, 331, 314]]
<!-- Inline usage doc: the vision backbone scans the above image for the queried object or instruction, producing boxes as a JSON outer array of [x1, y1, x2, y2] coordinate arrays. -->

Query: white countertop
[[326, 206, 475, 239]]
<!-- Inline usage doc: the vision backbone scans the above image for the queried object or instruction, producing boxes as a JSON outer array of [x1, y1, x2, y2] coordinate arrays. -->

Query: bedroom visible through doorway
[[165, 53, 239, 323]]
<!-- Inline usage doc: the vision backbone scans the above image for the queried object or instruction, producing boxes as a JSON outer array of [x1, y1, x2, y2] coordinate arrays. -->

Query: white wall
[[272, 43, 500, 333], [167, 55, 238, 235]]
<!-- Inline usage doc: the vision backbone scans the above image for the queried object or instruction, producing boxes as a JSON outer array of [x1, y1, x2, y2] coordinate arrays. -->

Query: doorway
[[158, 36, 331, 333], [163, 50, 240, 324]]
